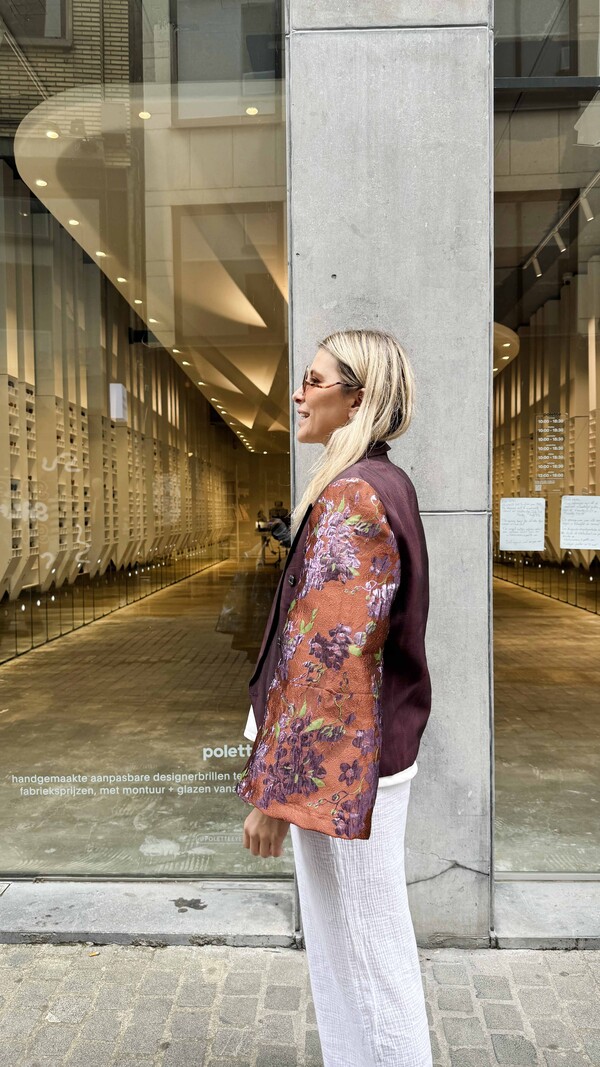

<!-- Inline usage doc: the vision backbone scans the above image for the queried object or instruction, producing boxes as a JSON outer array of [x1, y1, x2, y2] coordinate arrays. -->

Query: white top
[[244, 707, 417, 788]]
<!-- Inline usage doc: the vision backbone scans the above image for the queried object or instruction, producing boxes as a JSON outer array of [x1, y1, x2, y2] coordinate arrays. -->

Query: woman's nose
[[292, 385, 304, 403]]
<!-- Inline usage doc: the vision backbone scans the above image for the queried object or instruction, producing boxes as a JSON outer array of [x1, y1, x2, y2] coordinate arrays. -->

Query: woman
[[236, 329, 433, 1067]]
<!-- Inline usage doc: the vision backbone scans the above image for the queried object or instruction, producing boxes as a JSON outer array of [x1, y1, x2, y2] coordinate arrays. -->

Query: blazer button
[[288, 574, 296, 586]]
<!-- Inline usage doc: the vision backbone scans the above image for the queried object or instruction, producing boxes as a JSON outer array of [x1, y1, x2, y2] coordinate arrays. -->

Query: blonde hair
[[293, 328, 415, 525]]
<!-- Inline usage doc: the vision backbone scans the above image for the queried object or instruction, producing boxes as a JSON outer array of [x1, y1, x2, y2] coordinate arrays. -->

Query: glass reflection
[[0, 0, 292, 877], [494, 79, 600, 874]]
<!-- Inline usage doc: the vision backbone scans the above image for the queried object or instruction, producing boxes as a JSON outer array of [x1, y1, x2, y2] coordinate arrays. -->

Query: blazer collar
[[364, 440, 390, 458]]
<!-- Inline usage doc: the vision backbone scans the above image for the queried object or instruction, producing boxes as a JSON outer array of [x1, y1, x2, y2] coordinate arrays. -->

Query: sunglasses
[[301, 367, 362, 393]]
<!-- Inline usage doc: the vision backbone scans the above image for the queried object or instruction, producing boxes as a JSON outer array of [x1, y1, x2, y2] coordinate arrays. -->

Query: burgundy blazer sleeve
[[235, 477, 401, 839]]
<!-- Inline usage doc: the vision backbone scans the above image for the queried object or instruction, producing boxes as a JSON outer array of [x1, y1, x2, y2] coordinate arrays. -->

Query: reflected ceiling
[[14, 81, 289, 455]]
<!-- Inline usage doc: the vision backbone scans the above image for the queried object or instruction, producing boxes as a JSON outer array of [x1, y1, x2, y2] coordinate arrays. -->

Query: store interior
[[493, 51, 600, 873]]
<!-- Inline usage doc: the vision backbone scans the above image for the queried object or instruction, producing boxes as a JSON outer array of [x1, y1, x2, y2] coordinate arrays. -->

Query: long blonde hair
[[293, 328, 415, 525]]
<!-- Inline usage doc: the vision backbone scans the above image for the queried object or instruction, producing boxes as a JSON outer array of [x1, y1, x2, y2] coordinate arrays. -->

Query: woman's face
[[292, 348, 362, 445]]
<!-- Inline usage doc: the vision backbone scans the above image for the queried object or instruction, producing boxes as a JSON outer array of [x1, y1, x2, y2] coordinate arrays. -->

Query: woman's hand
[[243, 808, 290, 858]]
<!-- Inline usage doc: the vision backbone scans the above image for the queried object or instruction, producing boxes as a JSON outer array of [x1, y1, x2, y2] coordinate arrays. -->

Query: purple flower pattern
[[236, 478, 401, 840]]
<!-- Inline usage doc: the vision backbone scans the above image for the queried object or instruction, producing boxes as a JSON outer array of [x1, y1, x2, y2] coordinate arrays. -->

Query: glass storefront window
[[494, 15, 600, 874], [495, 0, 600, 80], [0, 0, 292, 877]]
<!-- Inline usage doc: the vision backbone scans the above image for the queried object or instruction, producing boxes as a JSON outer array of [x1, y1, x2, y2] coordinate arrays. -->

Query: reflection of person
[[256, 509, 268, 522], [237, 329, 433, 1066], [268, 500, 288, 519]]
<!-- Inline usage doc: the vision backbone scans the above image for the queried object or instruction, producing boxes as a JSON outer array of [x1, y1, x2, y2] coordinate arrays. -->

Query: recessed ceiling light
[[502, 355, 510, 361], [149, 318, 158, 324], [502, 342, 510, 348], [117, 276, 127, 283], [229, 422, 235, 426], [263, 451, 268, 454], [173, 348, 181, 354], [134, 298, 143, 304], [46, 129, 59, 139], [210, 398, 218, 402], [246, 106, 259, 116], [493, 367, 498, 372], [139, 111, 151, 120], [95, 250, 107, 258], [198, 381, 205, 385], [68, 218, 79, 226], [182, 360, 190, 366], [35, 179, 47, 187]]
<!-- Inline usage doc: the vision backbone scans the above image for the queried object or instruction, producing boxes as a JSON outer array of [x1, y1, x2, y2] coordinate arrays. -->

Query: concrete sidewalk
[[0, 944, 599, 1066]]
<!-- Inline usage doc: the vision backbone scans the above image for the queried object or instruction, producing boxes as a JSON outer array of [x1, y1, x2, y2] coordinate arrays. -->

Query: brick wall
[[0, 0, 131, 137]]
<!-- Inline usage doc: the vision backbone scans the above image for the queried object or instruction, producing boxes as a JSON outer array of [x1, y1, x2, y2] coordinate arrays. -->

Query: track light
[[553, 231, 566, 253], [532, 257, 542, 278], [581, 196, 594, 222]]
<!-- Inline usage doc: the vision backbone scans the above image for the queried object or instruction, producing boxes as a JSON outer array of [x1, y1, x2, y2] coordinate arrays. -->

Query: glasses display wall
[[0, 0, 292, 877], [494, 18, 600, 873]]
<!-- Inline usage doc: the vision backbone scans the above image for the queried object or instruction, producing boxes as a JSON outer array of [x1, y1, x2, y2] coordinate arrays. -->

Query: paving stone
[[168, 1008, 210, 1041], [176, 978, 218, 1009], [581, 1030, 600, 1065], [28, 1023, 79, 1058], [473, 975, 513, 1001], [219, 995, 259, 1027], [543, 1054, 592, 1067], [117, 1021, 166, 1055], [209, 1061, 251, 1067], [256, 1049, 300, 1067], [65, 1040, 118, 1067], [530, 1017, 579, 1050], [129, 998, 172, 1023], [449, 1051, 491, 1067], [433, 964, 470, 987], [265, 984, 301, 1012], [482, 1002, 524, 1030], [491, 1033, 537, 1065], [0, 1009, 40, 1038], [304, 1029, 323, 1063], [306, 1000, 317, 1024], [551, 974, 594, 1001], [137, 970, 181, 996], [161, 1041, 208, 1067], [545, 956, 590, 976], [566, 1001, 600, 1029], [0, 1049, 27, 1067], [266, 961, 306, 986], [211, 1028, 255, 1057], [47, 995, 93, 1023], [78, 1008, 123, 1042], [223, 972, 262, 995], [442, 1016, 487, 1048], [94, 984, 132, 1010], [257, 1011, 296, 1046], [517, 988, 560, 1016], [10, 981, 58, 1009], [438, 987, 475, 1013], [509, 962, 551, 987]]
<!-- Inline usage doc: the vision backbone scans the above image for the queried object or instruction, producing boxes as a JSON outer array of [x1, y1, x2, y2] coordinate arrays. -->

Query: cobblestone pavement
[[0, 943, 599, 1066]]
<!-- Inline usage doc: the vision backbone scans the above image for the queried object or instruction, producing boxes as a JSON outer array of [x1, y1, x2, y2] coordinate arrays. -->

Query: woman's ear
[[347, 390, 364, 420]]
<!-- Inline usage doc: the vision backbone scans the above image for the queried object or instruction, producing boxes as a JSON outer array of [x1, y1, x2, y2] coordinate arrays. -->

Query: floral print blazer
[[235, 477, 401, 840]]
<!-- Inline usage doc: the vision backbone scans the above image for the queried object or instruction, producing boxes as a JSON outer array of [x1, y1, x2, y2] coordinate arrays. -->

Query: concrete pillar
[[288, 0, 493, 945]]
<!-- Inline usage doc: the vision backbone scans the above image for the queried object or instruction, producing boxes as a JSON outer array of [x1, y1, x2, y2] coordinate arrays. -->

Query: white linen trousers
[[290, 778, 432, 1067]]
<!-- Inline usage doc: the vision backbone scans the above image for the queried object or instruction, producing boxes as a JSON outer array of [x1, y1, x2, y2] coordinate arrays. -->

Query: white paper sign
[[499, 497, 546, 551], [560, 496, 600, 549]]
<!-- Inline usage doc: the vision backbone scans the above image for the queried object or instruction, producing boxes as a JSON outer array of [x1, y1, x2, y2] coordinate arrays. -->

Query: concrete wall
[[288, 1, 493, 945]]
